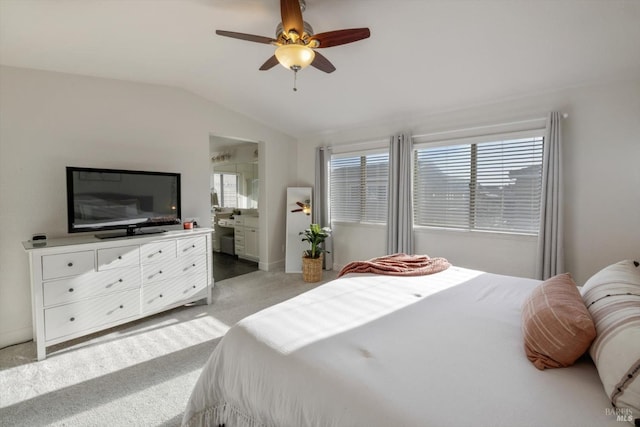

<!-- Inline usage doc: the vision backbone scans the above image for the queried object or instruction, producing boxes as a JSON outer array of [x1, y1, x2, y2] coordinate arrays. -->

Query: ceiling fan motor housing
[[276, 21, 314, 44]]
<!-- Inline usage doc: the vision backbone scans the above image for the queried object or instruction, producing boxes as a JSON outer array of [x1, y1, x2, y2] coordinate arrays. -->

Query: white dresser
[[23, 229, 213, 360]]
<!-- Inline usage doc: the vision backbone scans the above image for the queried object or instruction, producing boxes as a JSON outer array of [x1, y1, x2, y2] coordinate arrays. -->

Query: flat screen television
[[66, 167, 181, 238]]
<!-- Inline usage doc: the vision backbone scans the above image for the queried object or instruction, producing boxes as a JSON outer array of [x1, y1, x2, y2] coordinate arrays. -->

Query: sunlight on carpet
[[0, 315, 229, 408]]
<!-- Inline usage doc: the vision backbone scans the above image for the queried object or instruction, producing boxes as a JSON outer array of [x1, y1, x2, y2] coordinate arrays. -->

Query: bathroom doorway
[[209, 135, 259, 281]]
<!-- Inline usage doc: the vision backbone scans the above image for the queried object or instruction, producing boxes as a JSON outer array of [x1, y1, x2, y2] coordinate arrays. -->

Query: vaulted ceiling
[[1, 0, 639, 139]]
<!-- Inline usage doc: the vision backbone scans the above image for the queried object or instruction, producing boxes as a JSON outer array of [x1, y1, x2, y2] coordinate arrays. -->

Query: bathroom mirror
[[210, 136, 259, 210], [211, 162, 258, 209]]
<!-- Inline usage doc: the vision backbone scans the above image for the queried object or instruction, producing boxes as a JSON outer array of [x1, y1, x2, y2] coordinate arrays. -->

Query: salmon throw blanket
[[338, 253, 450, 278]]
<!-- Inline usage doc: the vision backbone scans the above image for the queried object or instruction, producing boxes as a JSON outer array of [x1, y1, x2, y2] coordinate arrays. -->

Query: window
[[330, 152, 389, 224], [212, 173, 238, 208], [413, 134, 544, 234]]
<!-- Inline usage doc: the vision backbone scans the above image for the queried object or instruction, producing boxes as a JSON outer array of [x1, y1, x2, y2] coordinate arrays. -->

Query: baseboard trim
[[260, 259, 284, 271]]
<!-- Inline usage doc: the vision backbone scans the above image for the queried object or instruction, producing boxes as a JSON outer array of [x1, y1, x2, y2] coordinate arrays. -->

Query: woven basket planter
[[302, 254, 323, 283]]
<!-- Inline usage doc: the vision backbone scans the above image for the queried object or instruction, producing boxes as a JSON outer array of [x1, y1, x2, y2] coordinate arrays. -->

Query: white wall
[[297, 79, 640, 284], [0, 65, 297, 349], [259, 138, 298, 271]]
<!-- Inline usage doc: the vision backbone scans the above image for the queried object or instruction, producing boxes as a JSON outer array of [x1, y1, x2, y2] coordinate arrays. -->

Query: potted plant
[[299, 223, 331, 282]]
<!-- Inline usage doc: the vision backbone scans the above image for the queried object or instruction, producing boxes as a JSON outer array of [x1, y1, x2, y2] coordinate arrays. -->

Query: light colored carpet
[[0, 269, 338, 427]]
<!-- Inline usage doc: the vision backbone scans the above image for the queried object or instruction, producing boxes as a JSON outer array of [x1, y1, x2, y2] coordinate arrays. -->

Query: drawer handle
[[106, 278, 124, 289], [68, 288, 74, 293], [159, 294, 163, 298], [148, 270, 163, 280], [118, 256, 122, 260], [119, 305, 124, 309], [70, 317, 75, 322], [67, 262, 73, 267], [192, 285, 196, 289], [148, 249, 163, 258]]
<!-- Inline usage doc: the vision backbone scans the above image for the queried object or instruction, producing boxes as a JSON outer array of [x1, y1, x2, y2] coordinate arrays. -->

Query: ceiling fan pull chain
[[293, 69, 298, 92]]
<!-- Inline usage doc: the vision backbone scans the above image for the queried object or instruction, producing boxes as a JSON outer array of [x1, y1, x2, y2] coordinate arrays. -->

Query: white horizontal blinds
[[330, 156, 362, 222], [212, 174, 222, 206], [474, 137, 543, 233], [330, 152, 389, 224], [363, 153, 389, 223], [414, 135, 544, 234], [413, 144, 471, 228], [213, 173, 238, 208]]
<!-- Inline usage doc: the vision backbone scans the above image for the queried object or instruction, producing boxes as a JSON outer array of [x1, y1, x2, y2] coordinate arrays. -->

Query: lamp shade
[[275, 44, 315, 70]]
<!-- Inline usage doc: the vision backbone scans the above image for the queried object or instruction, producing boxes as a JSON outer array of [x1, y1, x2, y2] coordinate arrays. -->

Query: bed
[[182, 262, 638, 427]]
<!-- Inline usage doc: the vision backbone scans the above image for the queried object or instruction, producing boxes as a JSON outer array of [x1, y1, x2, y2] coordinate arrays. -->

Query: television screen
[[66, 167, 181, 237]]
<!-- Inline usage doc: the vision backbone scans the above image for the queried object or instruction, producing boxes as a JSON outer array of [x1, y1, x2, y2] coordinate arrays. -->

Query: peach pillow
[[521, 273, 596, 370]]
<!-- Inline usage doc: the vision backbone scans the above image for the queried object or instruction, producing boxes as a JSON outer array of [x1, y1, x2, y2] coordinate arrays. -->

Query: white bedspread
[[183, 267, 618, 427]]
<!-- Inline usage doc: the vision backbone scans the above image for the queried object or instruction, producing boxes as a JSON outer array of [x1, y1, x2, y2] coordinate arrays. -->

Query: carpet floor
[[0, 269, 337, 427]]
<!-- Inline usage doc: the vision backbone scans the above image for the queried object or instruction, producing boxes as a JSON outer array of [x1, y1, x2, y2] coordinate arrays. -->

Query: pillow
[[521, 273, 596, 370], [581, 260, 640, 424]]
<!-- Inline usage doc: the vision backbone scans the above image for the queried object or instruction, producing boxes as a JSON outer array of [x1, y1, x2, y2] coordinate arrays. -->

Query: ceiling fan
[[291, 200, 311, 215], [216, 0, 370, 90]]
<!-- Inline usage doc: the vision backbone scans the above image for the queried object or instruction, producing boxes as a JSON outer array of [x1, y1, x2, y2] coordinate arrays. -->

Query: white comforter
[[183, 267, 618, 427]]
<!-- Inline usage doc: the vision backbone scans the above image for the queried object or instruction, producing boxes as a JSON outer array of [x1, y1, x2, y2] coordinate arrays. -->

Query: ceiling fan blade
[[281, 0, 304, 37], [311, 51, 336, 73], [259, 55, 280, 71], [216, 30, 277, 45], [310, 28, 371, 48]]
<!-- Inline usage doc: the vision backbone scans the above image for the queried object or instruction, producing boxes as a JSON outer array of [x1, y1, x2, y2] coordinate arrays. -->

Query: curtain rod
[[326, 113, 568, 151], [412, 113, 568, 140]]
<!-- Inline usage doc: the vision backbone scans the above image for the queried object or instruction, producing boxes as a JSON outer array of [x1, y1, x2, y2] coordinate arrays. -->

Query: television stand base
[[95, 229, 167, 240]]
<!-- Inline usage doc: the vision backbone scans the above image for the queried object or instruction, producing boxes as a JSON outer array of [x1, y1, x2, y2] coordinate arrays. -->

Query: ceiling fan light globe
[[275, 44, 315, 70]]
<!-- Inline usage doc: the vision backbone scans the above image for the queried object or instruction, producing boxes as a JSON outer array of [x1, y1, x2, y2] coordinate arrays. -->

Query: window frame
[[329, 149, 390, 225], [412, 129, 545, 236], [212, 172, 239, 208]]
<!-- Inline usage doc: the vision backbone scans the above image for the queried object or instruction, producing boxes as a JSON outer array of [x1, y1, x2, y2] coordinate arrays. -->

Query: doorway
[[209, 135, 260, 281]]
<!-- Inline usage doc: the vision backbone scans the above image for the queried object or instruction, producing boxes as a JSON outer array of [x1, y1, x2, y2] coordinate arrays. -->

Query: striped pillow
[[581, 260, 640, 423], [521, 273, 596, 370]]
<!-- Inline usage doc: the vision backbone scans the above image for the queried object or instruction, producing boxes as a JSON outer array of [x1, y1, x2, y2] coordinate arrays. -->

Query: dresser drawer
[[140, 240, 176, 265], [142, 275, 208, 314], [44, 289, 140, 341], [97, 246, 140, 270], [142, 254, 207, 284], [42, 251, 95, 281], [43, 268, 141, 307], [177, 235, 206, 258]]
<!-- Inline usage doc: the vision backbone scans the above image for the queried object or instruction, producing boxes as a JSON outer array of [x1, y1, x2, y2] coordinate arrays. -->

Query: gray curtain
[[387, 133, 414, 254], [536, 112, 564, 280], [313, 146, 333, 270]]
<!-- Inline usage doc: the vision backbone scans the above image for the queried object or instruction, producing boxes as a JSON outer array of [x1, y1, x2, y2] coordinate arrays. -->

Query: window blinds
[[212, 173, 238, 208], [330, 152, 389, 224], [414, 136, 544, 234]]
